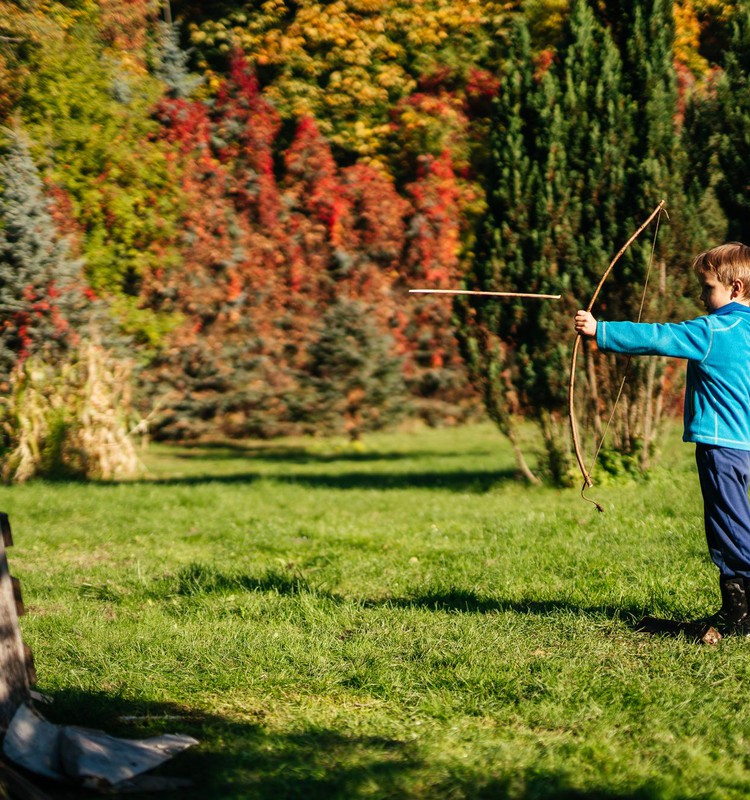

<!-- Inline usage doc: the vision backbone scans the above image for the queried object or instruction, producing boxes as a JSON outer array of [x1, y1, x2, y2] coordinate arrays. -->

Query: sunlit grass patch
[[2, 422, 747, 799]]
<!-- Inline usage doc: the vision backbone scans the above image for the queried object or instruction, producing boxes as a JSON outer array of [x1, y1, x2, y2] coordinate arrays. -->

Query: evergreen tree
[[0, 132, 87, 384], [153, 22, 202, 99], [458, 6, 632, 482], [299, 298, 406, 442], [454, 18, 547, 481], [461, 0, 691, 482], [620, 0, 680, 216], [600, 0, 694, 469], [713, 5, 750, 242], [538, 0, 650, 478]]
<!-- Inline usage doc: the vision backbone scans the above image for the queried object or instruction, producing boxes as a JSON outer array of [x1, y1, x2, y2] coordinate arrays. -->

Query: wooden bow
[[568, 200, 666, 512]]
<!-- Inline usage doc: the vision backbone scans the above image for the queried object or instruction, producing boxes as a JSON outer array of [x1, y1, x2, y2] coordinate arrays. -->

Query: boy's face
[[699, 272, 734, 312]]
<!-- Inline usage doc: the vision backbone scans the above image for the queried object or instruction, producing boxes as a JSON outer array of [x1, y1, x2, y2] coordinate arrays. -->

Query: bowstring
[[584, 208, 665, 489]]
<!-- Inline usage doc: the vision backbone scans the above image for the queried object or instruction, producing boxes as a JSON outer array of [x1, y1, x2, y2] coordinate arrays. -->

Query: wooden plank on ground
[[0, 515, 30, 730], [0, 515, 11, 548]]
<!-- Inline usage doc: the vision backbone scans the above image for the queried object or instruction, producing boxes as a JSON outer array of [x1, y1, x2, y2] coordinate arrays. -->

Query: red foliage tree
[[146, 57, 475, 436], [282, 115, 351, 306], [282, 117, 406, 351], [145, 93, 293, 438], [146, 97, 237, 322], [398, 150, 476, 422], [212, 51, 283, 232]]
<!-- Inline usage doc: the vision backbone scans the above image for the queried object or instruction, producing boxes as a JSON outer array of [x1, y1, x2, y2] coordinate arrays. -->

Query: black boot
[[711, 575, 749, 635]]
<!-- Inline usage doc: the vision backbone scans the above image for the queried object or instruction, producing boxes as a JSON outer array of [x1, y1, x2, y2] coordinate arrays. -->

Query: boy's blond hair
[[692, 243, 750, 298]]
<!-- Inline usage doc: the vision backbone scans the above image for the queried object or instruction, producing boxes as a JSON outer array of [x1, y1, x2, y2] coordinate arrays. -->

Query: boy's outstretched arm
[[575, 310, 597, 338]]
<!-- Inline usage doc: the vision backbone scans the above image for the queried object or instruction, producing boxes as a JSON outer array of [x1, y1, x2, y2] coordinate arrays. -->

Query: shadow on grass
[[131, 468, 519, 493], [159, 565, 651, 625], [31, 689, 693, 800], [30, 689, 422, 800], [271, 469, 518, 492], [366, 589, 648, 624], [165, 441, 494, 464], [455, 776, 680, 800], [173, 563, 314, 597]]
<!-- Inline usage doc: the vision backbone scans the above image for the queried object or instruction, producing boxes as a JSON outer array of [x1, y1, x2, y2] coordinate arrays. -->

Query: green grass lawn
[[2, 421, 749, 799]]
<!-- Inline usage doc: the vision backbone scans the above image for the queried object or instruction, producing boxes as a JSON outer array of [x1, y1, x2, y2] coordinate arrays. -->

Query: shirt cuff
[[596, 321, 606, 349]]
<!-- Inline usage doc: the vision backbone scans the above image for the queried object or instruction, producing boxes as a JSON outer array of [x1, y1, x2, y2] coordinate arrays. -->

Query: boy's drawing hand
[[575, 310, 597, 338]]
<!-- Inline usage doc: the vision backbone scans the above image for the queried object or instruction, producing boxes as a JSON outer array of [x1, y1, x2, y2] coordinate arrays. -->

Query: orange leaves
[[98, 0, 153, 54], [285, 116, 347, 245]]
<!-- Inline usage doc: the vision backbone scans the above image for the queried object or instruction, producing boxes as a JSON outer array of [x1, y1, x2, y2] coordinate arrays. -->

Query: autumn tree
[[20, 27, 182, 340], [400, 150, 478, 425], [187, 0, 516, 162], [145, 57, 295, 439]]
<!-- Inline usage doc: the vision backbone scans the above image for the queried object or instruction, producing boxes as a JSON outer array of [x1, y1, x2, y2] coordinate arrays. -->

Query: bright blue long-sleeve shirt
[[596, 302, 750, 451]]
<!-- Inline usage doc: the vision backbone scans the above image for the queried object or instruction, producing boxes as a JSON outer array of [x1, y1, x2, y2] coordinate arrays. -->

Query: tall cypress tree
[[454, 18, 548, 482], [544, 0, 689, 476], [602, 0, 694, 467], [458, 3, 635, 482], [461, 0, 692, 482], [0, 132, 86, 384], [527, 0, 634, 479], [587, 0, 683, 319], [714, 5, 750, 242]]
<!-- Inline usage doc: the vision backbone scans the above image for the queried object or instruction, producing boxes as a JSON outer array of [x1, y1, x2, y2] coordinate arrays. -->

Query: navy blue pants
[[695, 444, 750, 578]]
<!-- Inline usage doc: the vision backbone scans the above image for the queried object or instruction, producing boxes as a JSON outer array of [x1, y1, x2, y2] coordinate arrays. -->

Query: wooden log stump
[[0, 513, 32, 730]]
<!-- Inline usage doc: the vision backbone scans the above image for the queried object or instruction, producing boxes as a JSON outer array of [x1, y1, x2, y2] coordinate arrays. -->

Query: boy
[[574, 243, 750, 635]]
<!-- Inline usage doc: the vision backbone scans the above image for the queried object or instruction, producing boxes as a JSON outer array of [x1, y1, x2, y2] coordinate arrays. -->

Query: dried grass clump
[[0, 339, 142, 483]]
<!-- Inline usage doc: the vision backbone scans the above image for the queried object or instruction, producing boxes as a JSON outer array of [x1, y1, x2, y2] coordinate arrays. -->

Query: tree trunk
[[505, 425, 540, 485]]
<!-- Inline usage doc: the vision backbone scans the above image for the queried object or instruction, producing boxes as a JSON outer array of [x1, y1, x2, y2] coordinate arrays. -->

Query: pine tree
[[534, 0, 634, 479], [299, 298, 406, 442], [598, 0, 693, 469], [713, 5, 750, 242], [514, 0, 635, 480], [0, 132, 87, 384], [459, 0, 690, 483], [454, 18, 548, 481], [153, 22, 202, 99]]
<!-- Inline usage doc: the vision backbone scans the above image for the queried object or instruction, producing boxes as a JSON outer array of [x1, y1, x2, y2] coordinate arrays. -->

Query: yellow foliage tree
[[190, 0, 518, 162]]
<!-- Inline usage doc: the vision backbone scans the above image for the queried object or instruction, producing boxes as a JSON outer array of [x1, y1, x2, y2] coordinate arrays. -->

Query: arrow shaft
[[409, 289, 561, 299]]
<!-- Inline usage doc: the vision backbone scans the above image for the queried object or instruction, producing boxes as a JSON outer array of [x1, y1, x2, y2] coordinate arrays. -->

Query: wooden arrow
[[409, 289, 561, 299]]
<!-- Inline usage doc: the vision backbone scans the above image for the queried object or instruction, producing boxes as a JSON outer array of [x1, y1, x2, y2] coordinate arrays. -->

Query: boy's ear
[[733, 278, 747, 299]]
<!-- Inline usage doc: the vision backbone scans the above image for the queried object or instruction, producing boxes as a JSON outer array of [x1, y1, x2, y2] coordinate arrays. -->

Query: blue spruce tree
[[0, 131, 86, 384]]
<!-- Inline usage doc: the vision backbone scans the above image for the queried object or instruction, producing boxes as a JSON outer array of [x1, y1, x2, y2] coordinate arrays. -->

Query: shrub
[[0, 337, 141, 483]]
